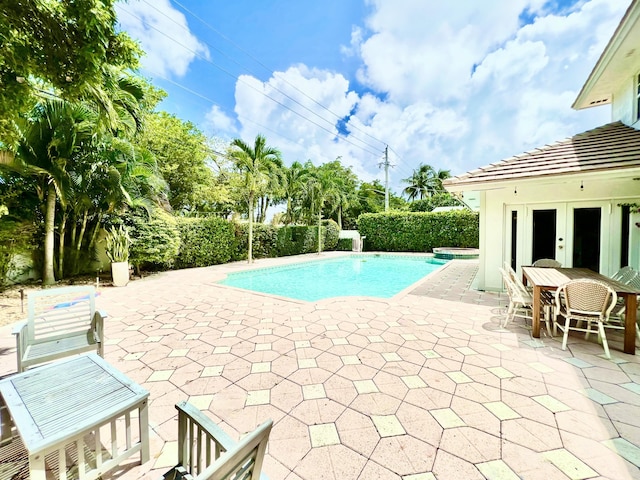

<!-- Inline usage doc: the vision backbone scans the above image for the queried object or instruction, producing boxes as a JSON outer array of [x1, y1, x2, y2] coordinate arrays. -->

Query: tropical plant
[[228, 134, 282, 263], [104, 225, 130, 263], [0, 0, 141, 144], [128, 207, 181, 274], [1, 99, 95, 284], [402, 164, 451, 200], [304, 162, 341, 254], [280, 161, 307, 225], [137, 111, 221, 214]]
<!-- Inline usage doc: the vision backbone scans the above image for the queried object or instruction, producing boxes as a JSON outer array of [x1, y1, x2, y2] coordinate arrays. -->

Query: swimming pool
[[219, 254, 448, 301]]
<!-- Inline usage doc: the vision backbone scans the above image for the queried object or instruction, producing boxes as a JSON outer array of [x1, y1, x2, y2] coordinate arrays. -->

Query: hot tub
[[433, 247, 479, 260]]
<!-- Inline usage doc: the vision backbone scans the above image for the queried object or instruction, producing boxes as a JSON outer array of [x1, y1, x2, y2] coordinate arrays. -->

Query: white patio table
[[0, 354, 149, 480]]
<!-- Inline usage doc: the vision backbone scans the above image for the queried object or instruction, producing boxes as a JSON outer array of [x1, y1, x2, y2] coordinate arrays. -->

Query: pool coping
[[214, 251, 461, 303]]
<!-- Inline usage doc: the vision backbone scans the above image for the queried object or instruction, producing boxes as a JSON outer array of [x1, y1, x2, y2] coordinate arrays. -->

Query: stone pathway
[[0, 253, 639, 479]]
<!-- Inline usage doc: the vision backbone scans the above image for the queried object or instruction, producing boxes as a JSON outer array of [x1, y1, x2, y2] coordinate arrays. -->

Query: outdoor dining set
[[0, 286, 272, 480], [500, 258, 640, 359]]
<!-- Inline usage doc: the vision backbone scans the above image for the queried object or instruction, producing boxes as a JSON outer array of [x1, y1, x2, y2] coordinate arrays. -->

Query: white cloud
[[232, 0, 629, 191], [115, 0, 208, 77], [204, 106, 237, 138]]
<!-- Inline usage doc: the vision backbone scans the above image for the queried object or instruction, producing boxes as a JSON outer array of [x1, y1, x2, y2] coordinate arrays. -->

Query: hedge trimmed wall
[[176, 217, 235, 268], [129, 208, 182, 272], [231, 219, 340, 261], [357, 210, 479, 252], [232, 223, 278, 261]]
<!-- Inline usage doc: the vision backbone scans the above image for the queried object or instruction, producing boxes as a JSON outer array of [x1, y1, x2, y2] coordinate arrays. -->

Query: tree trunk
[[57, 208, 67, 279], [70, 212, 78, 250], [248, 194, 254, 264], [337, 205, 343, 230], [76, 210, 88, 251], [88, 212, 103, 250], [261, 195, 269, 223], [317, 212, 322, 255], [43, 183, 56, 285], [286, 197, 292, 225]]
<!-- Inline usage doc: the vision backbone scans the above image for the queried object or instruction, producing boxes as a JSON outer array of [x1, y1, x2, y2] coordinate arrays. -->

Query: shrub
[[323, 219, 339, 250], [357, 210, 479, 252], [0, 219, 37, 288], [176, 217, 235, 268], [336, 238, 353, 251], [232, 222, 278, 261], [275, 225, 318, 256], [128, 208, 182, 272]]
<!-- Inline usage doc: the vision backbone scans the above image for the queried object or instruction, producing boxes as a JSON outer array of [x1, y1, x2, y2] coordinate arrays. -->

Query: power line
[[170, 0, 390, 150], [120, 3, 384, 157]]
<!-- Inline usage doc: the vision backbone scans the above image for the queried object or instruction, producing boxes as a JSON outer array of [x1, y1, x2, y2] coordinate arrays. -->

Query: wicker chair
[[553, 279, 619, 358], [533, 258, 562, 268], [500, 268, 553, 335]]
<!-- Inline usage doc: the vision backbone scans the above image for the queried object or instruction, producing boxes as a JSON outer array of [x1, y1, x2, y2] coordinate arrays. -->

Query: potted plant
[[105, 225, 130, 287]]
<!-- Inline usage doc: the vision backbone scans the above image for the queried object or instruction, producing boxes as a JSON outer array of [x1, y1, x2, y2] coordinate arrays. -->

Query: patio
[[1, 253, 639, 479]]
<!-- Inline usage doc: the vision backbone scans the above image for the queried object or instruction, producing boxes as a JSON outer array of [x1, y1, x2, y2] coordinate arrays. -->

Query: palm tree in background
[[402, 164, 451, 200], [229, 134, 281, 263], [281, 161, 307, 225], [305, 163, 341, 254]]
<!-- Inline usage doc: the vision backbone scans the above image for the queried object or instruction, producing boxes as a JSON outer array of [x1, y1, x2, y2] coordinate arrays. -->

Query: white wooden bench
[[162, 401, 272, 480], [12, 286, 106, 373]]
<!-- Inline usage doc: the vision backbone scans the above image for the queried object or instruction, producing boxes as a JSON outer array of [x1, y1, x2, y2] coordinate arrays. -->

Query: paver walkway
[[0, 253, 639, 479]]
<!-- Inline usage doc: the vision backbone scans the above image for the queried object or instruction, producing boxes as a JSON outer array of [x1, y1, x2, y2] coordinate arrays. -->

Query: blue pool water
[[219, 254, 448, 301]]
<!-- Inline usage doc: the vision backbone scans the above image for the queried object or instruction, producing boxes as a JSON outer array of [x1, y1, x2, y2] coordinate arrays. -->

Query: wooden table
[[522, 267, 639, 354], [0, 354, 149, 480]]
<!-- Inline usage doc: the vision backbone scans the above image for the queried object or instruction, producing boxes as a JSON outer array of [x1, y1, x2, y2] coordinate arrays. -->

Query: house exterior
[[444, 0, 640, 292]]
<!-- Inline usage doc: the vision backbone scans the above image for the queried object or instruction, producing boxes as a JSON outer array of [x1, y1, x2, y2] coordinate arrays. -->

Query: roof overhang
[[573, 0, 640, 110], [444, 166, 640, 192]]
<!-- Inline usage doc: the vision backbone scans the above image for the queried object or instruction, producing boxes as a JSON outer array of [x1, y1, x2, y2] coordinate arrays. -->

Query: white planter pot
[[111, 261, 130, 287]]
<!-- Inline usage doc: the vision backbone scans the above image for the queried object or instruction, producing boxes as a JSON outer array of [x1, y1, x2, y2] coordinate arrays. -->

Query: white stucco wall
[[476, 172, 640, 291], [612, 76, 637, 126]]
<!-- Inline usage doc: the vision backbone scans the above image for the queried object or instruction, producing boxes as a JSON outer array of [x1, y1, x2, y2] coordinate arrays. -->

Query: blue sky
[[116, 0, 630, 193]]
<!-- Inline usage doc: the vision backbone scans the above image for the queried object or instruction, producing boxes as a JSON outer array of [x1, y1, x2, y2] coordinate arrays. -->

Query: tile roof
[[444, 121, 640, 188]]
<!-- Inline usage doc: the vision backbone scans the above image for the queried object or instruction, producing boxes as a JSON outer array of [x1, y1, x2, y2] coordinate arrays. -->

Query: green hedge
[[336, 238, 353, 251], [232, 219, 341, 260], [232, 223, 279, 261], [176, 217, 235, 268], [129, 208, 182, 272], [275, 225, 318, 256], [323, 219, 339, 250], [0, 219, 36, 288], [357, 210, 479, 252]]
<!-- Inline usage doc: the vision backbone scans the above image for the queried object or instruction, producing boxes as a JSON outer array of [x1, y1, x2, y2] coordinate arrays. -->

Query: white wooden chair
[[500, 268, 553, 335], [12, 286, 106, 372], [533, 258, 562, 268], [611, 265, 637, 283], [553, 279, 619, 358], [609, 274, 640, 343], [162, 401, 272, 480]]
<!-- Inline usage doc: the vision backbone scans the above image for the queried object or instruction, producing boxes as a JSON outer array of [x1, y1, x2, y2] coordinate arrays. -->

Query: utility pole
[[384, 145, 390, 212]]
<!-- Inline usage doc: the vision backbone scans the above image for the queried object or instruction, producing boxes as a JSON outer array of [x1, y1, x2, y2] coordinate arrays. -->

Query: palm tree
[[305, 163, 341, 254], [431, 168, 452, 193], [229, 134, 281, 263], [402, 164, 451, 200], [5, 99, 95, 284], [281, 161, 307, 225]]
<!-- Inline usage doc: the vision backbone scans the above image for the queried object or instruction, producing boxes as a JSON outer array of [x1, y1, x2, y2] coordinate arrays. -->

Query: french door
[[508, 202, 608, 272]]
